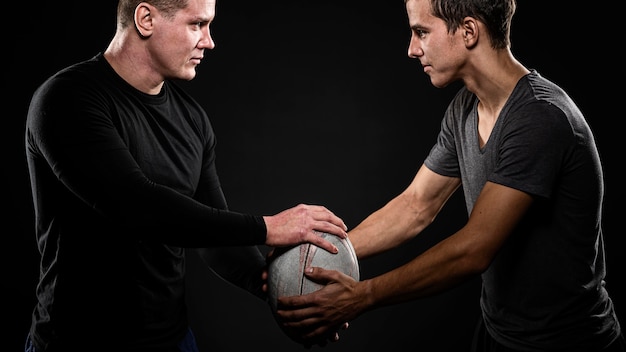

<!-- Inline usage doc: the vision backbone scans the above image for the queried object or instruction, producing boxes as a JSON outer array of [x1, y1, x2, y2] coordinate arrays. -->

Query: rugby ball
[[267, 232, 360, 313]]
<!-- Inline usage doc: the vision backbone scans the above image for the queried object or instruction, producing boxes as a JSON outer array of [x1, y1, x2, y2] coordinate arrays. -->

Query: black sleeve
[[191, 146, 267, 299], [195, 246, 267, 301], [27, 69, 266, 247]]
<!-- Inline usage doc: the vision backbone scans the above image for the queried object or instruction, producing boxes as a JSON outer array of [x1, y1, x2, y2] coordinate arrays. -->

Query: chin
[[429, 76, 452, 89], [180, 70, 197, 81]]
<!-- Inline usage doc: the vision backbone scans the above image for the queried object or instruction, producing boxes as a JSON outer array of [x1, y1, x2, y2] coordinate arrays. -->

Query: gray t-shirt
[[425, 71, 620, 351]]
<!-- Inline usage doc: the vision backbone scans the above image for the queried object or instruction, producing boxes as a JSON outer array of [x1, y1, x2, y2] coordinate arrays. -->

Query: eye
[[193, 21, 209, 29], [410, 26, 427, 40]]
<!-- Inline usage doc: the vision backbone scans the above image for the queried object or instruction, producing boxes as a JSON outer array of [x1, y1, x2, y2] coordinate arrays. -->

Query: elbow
[[462, 245, 495, 275], [453, 235, 494, 275], [472, 255, 492, 274]]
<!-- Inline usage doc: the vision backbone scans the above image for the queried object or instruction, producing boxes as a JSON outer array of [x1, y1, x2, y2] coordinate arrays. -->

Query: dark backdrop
[[6, 1, 625, 351]]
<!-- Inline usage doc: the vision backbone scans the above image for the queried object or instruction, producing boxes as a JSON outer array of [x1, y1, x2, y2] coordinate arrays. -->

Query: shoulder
[[498, 73, 583, 152], [506, 71, 578, 127], [32, 54, 108, 101], [514, 71, 578, 114], [27, 54, 119, 132]]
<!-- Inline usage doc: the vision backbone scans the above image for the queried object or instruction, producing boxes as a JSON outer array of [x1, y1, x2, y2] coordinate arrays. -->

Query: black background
[[6, 1, 625, 351]]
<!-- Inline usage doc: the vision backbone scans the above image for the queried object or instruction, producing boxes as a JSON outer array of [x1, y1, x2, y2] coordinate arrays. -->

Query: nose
[[407, 33, 422, 59], [199, 27, 215, 50]]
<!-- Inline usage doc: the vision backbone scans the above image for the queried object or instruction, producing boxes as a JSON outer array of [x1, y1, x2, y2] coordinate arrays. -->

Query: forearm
[[361, 182, 531, 311], [350, 165, 460, 260], [359, 230, 482, 310], [196, 246, 267, 300], [350, 192, 434, 259]]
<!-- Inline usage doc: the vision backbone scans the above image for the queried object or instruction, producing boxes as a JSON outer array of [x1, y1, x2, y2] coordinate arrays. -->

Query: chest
[[476, 106, 500, 149], [110, 99, 207, 196]]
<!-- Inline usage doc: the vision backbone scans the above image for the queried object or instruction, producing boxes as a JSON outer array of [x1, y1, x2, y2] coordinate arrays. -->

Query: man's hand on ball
[[263, 204, 348, 253], [276, 267, 361, 343]]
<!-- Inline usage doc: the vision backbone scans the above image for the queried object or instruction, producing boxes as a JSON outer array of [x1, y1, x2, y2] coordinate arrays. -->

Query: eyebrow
[[409, 24, 426, 31], [193, 16, 211, 23]]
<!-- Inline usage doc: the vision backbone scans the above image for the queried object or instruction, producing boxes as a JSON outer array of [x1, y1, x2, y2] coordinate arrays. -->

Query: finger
[[277, 305, 347, 343], [305, 234, 339, 254], [279, 314, 330, 340], [308, 204, 348, 231], [301, 324, 336, 342], [312, 222, 348, 239], [276, 298, 316, 317], [302, 266, 342, 285], [276, 304, 328, 333]]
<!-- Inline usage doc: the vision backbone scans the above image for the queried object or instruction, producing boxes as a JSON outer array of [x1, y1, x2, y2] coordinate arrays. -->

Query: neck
[[465, 49, 530, 117], [103, 31, 165, 95]]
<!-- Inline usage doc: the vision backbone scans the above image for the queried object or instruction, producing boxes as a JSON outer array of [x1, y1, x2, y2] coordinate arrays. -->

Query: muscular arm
[[350, 164, 460, 259], [27, 71, 346, 250], [26, 74, 267, 247], [361, 181, 532, 307], [277, 177, 533, 341]]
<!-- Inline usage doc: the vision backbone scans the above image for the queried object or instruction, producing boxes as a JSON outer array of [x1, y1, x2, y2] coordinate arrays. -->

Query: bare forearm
[[350, 193, 434, 259], [358, 230, 483, 310], [350, 165, 460, 259]]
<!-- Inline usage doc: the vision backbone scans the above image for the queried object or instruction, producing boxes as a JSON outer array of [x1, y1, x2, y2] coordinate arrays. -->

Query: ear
[[134, 2, 155, 38], [461, 17, 479, 48]]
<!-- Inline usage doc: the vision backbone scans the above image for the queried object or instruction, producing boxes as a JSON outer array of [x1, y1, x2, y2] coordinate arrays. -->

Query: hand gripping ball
[[267, 232, 360, 313]]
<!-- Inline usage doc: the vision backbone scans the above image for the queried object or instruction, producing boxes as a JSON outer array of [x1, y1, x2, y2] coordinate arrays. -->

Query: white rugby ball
[[267, 232, 359, 313]]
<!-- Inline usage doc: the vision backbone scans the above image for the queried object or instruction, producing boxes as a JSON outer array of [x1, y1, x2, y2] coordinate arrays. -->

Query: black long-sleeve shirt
[[25, 53, 266, 351]]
